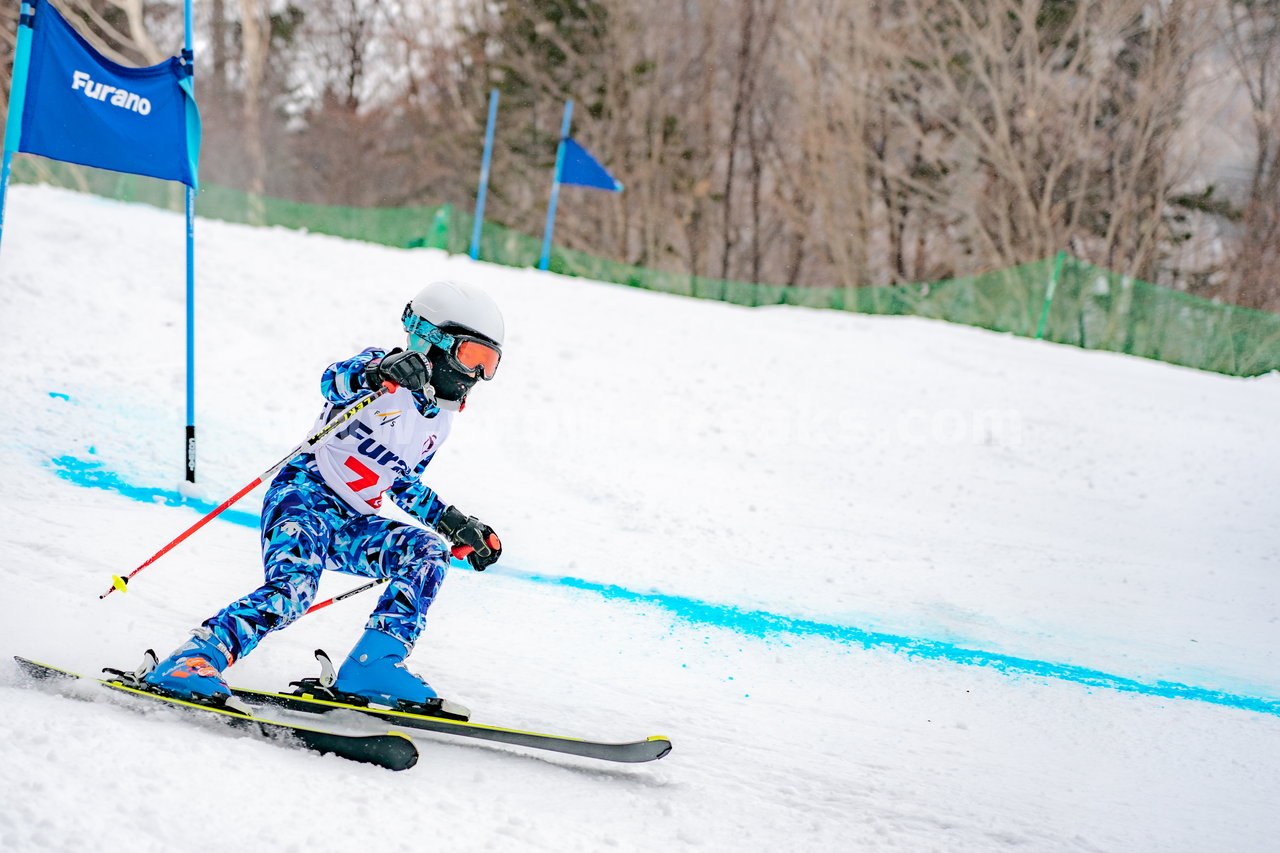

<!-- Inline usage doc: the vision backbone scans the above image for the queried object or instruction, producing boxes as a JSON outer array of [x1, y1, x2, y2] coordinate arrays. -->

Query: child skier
[[143, 279, 505, 709]]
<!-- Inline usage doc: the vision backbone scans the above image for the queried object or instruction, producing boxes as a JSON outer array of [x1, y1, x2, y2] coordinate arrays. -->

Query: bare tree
[[1, 5, 17, 120], [780, 1, 890, 287], [848, 0, 1209, 284], [237, 0, 270, 222], [3, 0, 1268, 313], [718, 0, 778, 282], [1221, 0, 1280, 311]]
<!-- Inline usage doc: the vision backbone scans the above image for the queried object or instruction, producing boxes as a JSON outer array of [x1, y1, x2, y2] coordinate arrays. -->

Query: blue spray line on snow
[[47, 454, 473, 564], [46, 453, 1280, 719], [502, 569, 1280, 718], [50, 455, 261, 528]]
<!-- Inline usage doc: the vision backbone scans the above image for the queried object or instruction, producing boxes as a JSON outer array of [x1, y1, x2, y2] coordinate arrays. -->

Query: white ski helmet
[[403, 280, 505, 347], [401, 280, 505, 410]]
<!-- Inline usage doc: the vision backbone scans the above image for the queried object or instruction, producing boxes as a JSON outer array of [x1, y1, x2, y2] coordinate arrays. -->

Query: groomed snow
[[1, 184, 1277, 852]]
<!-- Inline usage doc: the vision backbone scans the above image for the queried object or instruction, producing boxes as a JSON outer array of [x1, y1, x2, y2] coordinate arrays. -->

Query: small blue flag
[[560, 138, 622, 192], [10, 0, 200, 187]]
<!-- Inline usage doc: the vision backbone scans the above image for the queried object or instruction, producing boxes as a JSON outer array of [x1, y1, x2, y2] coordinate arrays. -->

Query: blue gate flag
[[560, 138, 622, 192], [8, 0, 200, 187]]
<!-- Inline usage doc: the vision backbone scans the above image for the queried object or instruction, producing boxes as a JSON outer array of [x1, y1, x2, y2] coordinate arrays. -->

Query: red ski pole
[[100, 384, 394, 600]]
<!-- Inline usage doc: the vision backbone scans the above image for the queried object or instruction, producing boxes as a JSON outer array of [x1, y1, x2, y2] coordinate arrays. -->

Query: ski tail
[[12, 656, 419, 771]]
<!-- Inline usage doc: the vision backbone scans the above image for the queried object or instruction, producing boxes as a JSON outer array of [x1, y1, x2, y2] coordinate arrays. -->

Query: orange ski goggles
[[403, 306, 502, 380]]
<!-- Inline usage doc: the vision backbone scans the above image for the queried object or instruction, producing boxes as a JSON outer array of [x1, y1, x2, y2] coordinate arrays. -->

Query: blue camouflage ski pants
[[201, 455, 450, 663]]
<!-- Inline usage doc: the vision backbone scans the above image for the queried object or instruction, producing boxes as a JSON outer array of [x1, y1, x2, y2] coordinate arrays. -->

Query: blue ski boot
[[144, 628, 232, 702], [333, 629, 437, 706]]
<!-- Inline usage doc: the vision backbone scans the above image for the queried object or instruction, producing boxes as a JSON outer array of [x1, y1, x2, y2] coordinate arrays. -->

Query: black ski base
[[237, 684, 674, 764], [13, 656, 419, 771], [15, 654, 672, 765]]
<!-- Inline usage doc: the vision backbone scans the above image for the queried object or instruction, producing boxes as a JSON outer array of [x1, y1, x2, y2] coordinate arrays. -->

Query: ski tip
[[111, 575, 129, 593], [648, 736, 673, 760]]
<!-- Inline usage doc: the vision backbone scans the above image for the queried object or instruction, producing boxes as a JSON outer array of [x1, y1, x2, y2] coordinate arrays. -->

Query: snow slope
[[1, 184, 1278, 852]]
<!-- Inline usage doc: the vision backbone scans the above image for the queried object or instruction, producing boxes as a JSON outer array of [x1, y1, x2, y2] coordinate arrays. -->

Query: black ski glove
[[437, 505, 502, 571], [367, 348, 431, 392]]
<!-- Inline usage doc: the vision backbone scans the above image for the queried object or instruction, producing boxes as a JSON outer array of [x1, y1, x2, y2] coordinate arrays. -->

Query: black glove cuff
[[363, 359, 384, 392], [363, 348, 404, 392], [436, 505, 469, 539]]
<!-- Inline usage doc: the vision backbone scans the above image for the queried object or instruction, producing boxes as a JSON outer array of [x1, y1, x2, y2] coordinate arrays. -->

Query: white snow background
[[0, 185, 1278, 852]]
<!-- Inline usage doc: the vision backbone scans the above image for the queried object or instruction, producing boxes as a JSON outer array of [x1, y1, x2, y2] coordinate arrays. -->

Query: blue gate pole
[[184, 183, 196, 482], [0, 2, 37, 255], [469, 89, 500, 261], [538, 100, 573, 271], [183, 0, 197, 482]]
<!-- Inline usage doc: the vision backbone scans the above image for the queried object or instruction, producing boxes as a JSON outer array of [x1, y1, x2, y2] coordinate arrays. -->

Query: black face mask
[[427, 349, 479, 404]]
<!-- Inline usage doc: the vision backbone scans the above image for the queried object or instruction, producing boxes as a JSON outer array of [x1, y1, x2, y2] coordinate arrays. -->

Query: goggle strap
[[402, 305, 456, 351]]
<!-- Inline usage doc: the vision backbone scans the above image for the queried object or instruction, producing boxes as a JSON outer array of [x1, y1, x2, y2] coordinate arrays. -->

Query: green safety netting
[[11, 158, 1280, 377], [7, 158, 454, 249]]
